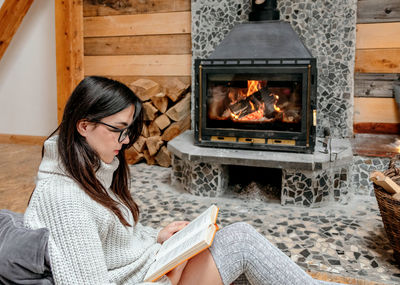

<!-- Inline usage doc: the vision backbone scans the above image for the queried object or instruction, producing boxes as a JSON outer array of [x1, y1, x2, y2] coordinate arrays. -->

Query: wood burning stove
[[194, 1, 317, 153]]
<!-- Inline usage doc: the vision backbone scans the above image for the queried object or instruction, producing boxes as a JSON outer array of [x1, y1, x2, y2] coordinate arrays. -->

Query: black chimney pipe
[[249, 0, 280, 21]]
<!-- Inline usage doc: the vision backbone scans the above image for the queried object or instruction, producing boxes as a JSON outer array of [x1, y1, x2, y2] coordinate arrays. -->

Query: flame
[[241, 103, 265, 120], [273, 94, 281, 112], [229, 80, 282, 121], [246, 80, 260, 97], [249, 101, 255, 111]]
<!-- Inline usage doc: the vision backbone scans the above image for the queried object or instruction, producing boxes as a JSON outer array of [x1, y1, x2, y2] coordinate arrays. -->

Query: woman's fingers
[[169, 221, 189, 234]]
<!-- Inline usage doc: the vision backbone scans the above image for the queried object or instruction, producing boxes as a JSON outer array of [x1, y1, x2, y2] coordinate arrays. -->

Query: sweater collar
[[38, 135, 119, 190]]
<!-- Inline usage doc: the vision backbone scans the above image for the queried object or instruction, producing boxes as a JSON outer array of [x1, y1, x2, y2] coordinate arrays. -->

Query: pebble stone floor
[[129, 163, 400, 285]]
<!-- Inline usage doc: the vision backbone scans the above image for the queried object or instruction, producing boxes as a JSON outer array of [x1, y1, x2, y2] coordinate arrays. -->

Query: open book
[[144, 205, 219, 282]]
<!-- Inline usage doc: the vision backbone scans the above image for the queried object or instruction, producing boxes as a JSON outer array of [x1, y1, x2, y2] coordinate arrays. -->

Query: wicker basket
[[373, 155, 400, 263]]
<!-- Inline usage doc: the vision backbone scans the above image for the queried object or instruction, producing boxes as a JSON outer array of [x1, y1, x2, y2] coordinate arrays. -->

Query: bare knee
[[178, 249, 223, 285]]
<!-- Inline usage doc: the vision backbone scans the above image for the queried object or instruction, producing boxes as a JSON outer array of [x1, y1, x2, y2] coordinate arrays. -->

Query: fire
[[246, 80, 261, 97], [229, 80, 281, 122], [273, 95, 281, 112], [241, 103, 265, 120]]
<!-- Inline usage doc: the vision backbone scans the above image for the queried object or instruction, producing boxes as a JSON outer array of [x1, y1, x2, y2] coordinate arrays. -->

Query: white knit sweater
[[24, 136, 171, 285]]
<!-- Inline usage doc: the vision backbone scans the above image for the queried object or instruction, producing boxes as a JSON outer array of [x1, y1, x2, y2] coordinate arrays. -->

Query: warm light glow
[[241, 103, 265, 120], [249, 101, 255, 111], [229, 80, 282, 121], [273, 95, 281, 112], [246, 80, 260, 97]]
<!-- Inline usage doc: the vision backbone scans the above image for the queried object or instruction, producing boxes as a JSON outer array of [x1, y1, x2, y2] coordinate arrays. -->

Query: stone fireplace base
[[168, 130, 353, 207]]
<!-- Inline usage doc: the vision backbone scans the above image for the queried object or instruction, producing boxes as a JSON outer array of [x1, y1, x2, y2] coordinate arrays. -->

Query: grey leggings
[[209, 222, 342, 285]]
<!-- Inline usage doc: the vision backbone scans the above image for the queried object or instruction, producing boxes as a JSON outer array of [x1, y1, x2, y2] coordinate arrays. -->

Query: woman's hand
[[157, 221, 189, 244], [166, 260, 188, 285]]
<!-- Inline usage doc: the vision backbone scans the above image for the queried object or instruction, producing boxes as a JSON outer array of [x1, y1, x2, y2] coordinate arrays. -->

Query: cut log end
[[126, 77, 191, 167]]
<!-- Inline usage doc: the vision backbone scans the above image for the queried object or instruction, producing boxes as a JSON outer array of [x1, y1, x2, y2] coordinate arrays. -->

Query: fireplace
[[166, 0, 356, 207], [194, 3, 317, 153]]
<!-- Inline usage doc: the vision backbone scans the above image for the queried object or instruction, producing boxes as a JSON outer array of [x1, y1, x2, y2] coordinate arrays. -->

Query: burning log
[[229, 87, 278, 120], [255, 88, 277, 118], [229, 95, 263, 119]]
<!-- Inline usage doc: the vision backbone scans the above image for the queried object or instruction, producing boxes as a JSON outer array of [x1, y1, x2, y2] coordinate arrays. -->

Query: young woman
[[24, 76, 341, 284]]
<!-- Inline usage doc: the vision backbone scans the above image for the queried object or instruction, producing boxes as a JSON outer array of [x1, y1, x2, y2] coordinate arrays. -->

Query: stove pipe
[[249, 0, 280, 21]]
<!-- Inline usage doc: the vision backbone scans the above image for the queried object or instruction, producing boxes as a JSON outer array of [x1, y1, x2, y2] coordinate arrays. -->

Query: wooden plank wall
[[82, 0, 191, 92], [355, 0, 400, 134]]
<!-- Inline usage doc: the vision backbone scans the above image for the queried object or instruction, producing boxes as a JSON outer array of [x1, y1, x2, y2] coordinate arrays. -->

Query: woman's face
[[79, 105, 135, 164]]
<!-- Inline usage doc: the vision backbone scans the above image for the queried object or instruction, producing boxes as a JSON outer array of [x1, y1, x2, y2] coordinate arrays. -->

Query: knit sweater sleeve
[[27, 180, 171, 285], [135, 222, 162, 242]]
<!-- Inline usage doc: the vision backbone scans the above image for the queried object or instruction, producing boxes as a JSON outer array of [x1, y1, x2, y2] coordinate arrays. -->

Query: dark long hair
[[48, 76, 143, 226]]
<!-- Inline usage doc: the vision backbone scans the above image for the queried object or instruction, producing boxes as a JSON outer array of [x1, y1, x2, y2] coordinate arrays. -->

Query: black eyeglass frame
[[90, 102, 142, 143], [91, 121, 132, 143]]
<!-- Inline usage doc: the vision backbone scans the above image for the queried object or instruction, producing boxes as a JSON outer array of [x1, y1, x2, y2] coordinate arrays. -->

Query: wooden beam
[[354, 97, 400, 123], [356, 23, 400, 49], [0, 0, 33, 61], [55, 0, 84, 124], [355, 48, 400, 73], [83, 11, 191, 37], [84, 55, 191, 76]]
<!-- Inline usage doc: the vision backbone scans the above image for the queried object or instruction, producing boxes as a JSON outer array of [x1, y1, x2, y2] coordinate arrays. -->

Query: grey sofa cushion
[[0, 209, 53, 285]]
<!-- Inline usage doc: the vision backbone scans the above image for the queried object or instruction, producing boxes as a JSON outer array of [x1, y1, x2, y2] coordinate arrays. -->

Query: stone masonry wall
[[191, 0, 357, 138]]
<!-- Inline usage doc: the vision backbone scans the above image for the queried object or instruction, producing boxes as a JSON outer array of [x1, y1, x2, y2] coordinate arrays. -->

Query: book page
[[145, 224, 216, 282], [144, 205, 218, 282], [158, 205, 217, 256], [153, 227, 209, 271]]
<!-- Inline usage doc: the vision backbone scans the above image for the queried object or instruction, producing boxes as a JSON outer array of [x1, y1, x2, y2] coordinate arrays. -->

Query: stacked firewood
[[370, 155, 400, 199], [125, 78, 191, 167]]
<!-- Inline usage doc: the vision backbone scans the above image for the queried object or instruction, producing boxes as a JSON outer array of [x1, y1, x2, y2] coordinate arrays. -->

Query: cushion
[[0, 209, 53, 285]]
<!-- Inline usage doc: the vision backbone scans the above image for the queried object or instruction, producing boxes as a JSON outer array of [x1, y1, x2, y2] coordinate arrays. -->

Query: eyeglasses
[[92, 121, 132, 143]]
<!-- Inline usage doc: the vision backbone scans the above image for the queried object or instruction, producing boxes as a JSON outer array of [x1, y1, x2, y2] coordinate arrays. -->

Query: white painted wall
[[0, 0, 57, 136]]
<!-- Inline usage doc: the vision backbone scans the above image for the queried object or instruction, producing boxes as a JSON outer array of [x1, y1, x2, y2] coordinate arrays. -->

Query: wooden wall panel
[[84, 12, 191, 37], [355, 73, 400, 98], [83, 1, 192, 97], [357, 0, 400, 23], [82, 1, 192, 165], [84, 34, 191, 55], [84, 55, 191, 76], [355, 1, 400, 134], [83, 0, 190, 17], [355, 49, 400, 73], [354, 97, 399, 123], [354, 122, 400, 134], [356, 23, 400, 49]]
